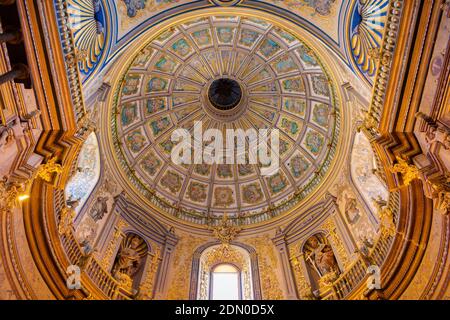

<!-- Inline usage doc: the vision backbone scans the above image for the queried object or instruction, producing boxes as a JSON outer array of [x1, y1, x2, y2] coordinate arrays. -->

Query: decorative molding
[[58, 205, 76, 236], [100, 219, 128, 270], [209, 0, 243, 6], [53, 0, 88, 128], [167, 235, 206, 300], [209, 214, 241, 245], [322, 218, 349, 269], [290, 253, 315, 300], [0, 178, 27, 212], [200, 244, 252, 300], [244, 235, 284, 300], [138, 247, 161, 300], [189, 240, 263, 300], [366, 0, 405, 127]]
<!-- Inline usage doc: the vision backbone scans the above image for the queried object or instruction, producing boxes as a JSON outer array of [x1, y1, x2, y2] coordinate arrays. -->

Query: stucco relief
[[167, 234, 207, 300], [243, 235, 284, 300], [351, 132, 389, 214], [117, 1, 193, 37], [260, 0, 341, 41], [65, 132, 101, 213], [334, 183, 377, 248]]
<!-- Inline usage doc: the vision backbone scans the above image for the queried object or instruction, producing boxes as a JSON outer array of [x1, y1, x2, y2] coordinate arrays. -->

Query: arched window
[[65, 132, 101, 213], [211, 263, 240, 300], [196, 245, 254, 300]]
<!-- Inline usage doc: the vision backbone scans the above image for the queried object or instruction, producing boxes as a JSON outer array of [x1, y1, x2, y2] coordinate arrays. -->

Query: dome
[[111, 14, 340, 224], [3, 0, 446, 303]]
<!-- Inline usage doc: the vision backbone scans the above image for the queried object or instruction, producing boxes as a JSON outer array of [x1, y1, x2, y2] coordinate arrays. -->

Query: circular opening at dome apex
[[208, 78, 242, 111]]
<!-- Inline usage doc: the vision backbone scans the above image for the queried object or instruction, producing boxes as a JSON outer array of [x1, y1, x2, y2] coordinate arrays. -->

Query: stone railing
[[54, 189, 132, 300], [330, 191, 400, 299]]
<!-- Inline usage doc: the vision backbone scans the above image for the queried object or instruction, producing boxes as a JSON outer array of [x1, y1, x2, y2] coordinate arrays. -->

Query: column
[[153, 230, 178, 298], [272, 232, 298, 299]]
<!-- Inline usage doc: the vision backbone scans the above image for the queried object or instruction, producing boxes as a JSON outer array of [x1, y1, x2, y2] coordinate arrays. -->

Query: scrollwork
[[244, 235, 284, 300], [322, 218, 349, 269], [210, 214, 241, 245], [100, 219, 128, 269], [138, 247, 161, 300]]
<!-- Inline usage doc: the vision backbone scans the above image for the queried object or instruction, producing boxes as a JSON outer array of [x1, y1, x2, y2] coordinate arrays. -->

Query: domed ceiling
[[111, 14, 340, 224]]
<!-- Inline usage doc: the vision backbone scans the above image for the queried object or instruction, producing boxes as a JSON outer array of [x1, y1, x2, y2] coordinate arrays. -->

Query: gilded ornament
[[115, 272, 133, 292], [290, 254, 315, 300], [0, 178, 27, 211], [210, 214, 241, 245], [100, 219, 128, 269], [391, 157, 419, 186], [58, 206, 76, 236], [318, 271, 339, 289], [77, 110, 96, 134], [379, 207, 396, 238], [83, 293, 96, 300], [358, 111, 378, 131], [36, 157, 63, 182], [138, 247, 161, 300], [167, 235, 205, 300], [200, 245, 252, 300], [322, 218, 349, 268], [244, 235, 284, 299], [429, 179, 450, 215]]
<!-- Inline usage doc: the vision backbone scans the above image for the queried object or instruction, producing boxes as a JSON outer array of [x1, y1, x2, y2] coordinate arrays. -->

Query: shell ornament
[[350, 0, 389, 77], [67, 0, 106, 75]]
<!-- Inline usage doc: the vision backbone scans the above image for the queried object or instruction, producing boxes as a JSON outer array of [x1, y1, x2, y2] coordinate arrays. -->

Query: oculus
[[208, 78, 242, 111]]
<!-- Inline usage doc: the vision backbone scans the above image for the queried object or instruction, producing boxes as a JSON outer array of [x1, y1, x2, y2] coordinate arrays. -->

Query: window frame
[[209, 262, 242, 300]]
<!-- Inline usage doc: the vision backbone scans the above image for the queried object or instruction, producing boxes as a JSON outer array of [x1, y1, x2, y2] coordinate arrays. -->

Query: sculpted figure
[[305, 235, 340, 277], [344, 194, 360, 224], [113, 235, 146, 278], [89, 196, 108, 221]]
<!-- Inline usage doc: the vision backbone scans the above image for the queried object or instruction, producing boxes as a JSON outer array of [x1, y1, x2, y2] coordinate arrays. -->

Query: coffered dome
[[111, 14, 340, 224]]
